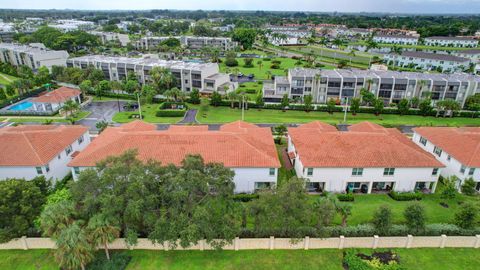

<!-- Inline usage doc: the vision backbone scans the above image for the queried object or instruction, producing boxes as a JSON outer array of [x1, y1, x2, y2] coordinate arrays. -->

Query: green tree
[[436, 99, 460, 118], [232, 28, 257, 50], [95, 121, 110, 134], [79, 80, 93, 96], [224, 51, 239, 67], [461, 178, 477, 196], [360, 88, 375, 106], [150, 67, 176, 93], [441, 176, 459, 199], [61, 99, 80, 117], [0, 178, 48, 243], [372, 98, 384, 116], [404, 203, 426, 234], [95, 80, 111, 99], [281, 94, 289, 110], [336, 203, 352, 227], [314, 195, 337, 228], [397, 98, 410, 115], [326, 98, 336, 114], [244, 58, 254, 68], [410, 97, 420, 108], [350, 97, 360, 115], [141, 85, 156, 104], [189, 88, 201, 104], [419, 99, 433, 116], [372, 205, 392, 235], [0, 88, 6, 100], [454, 203, 477, 229], [123, 80, 140, 94], [34, 66, 51, 85], [5, 85, 15, 96], [55, 222, 94, 270], [210, 91, 222, 106], [255, 91, 264, 108], [304, 94, 313, 112], [87, 214, 120, 260]]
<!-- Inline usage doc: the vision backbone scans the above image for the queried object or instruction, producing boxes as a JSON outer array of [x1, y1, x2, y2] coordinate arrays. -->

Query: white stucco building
[[31, 86, 82, 112], [0, 43, 69, 71], [89, 31, 131, 47], [287, 121, 444, 194], [0, 125, 90, 181], [424, 36, 479, 48], [385, 51, 470, 72], [68, 121, 280, 193], [373, 34, 419, 45], [412, 127, 480, 192]]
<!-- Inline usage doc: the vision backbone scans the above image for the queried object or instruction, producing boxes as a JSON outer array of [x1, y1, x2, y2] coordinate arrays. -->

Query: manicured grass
[[91, 96, 132, 102], [236, 81, 263, 100], [2, 248, 480, 270], [195, 104, 480, 126], [0, 72, 19, 86], [112, 104, 184, 124], [219, 57, 297, 80], [8, 111, 91, 124]]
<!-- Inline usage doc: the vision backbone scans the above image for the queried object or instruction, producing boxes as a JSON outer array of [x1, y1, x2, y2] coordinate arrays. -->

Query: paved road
[[77, 101, 126, 131], [177, 109, 198, 124]]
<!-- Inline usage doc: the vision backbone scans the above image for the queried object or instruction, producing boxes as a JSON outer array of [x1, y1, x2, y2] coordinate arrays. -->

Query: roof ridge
[[233, 132, 279, 166], [21, 132, 44, 165]]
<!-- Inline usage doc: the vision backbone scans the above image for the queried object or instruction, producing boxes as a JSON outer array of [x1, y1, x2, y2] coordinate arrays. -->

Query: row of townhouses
[[88, 31, 131, 47], [66, 55, 237, 93], [262, 68, 480, 106], [372, 34, 419, 45], [1, 121, 478, 194], [0, 43, 69, 71], [135, 36, 237, 51], [424, 36, 479, 48], [385, 51, 471, 72]]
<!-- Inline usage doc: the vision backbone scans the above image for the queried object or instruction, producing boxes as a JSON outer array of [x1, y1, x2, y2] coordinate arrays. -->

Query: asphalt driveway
[[77, 101, 126, 131]]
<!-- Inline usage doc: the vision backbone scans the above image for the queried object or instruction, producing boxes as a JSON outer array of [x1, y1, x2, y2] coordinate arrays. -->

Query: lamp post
[[343, 97, 349, 123], [136, 91, 142, 120]]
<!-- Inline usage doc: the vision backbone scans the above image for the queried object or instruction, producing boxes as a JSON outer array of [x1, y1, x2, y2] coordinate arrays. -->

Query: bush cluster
[[388, 191, 423, 201], [232, 193, 259, 202], [337, 193, 355, 202]]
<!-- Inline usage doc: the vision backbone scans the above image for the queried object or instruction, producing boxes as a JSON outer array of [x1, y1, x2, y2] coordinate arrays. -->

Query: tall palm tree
[[227, 91, 238, 108], [55, 222, 94, 270], [87, 214, 120, 261], [62, 100, 80, 117]]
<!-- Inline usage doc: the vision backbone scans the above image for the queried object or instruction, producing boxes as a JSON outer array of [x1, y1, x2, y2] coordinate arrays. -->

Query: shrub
[[270, 63, 280, 69], [155, 110, 186, 117], [461, 178, 477, 196], [225, 57, 238, 67], [372, 205, 392, 235], [454, 203, 477, 229], [441, 176, 458, 199], [337, 193, 354, 202], [404, 203, 426, 234], [232, 193, 259, 202], [87, 252, 131, 270], [388, 191, 422, 201]]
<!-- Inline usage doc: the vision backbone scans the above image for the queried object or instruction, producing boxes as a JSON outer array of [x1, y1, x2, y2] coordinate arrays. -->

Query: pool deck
[[0, 98, 35, 111]]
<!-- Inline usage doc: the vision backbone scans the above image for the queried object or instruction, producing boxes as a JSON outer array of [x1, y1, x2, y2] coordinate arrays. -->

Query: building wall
[[412, 132, 480, 185], [0, 131, 91, 181], [385, 54, 470, 72], [425, 39, 479, 48], [373, 36, 418, 45]]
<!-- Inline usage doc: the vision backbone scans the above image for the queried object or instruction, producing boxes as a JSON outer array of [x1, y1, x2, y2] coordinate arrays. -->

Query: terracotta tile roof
[[0, 125, 88, 166], [69, 121, 280, 168], [413, 127, 480, 167], [32, 86, 81, 103], [288, 121, 443, 168]]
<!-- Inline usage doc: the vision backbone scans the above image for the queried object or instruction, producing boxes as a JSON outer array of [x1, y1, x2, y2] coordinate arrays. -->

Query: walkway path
[[177, 109, 198, 124]]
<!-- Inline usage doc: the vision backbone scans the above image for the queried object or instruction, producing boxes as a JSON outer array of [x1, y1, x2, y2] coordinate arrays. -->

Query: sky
[[1, 0, 480, 14]]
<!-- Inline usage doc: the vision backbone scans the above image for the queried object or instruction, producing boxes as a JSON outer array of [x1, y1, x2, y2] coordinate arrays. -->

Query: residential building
[[262, 67, 480, 106], [31, 86, 82, 112], [67, 55, 237, 94], [135, 36, 237, 51], [89, 31, 131, 47], [342, 28, 371, 38], [370, 28, 419, 38], [0, 125, 90, 181], [0, 43, 69, 71], [412, 127, 480, 191], [264, 25, 311, 39], [69, 121, 281, 193], [424, 36, 479, 48], [385, 51, 471, 72], [212, 24, 235, 32], [287, 121, 443, 193], [452, 49, 480, 63], [49, 19, 95, 32], [372, 34, 419, 45], [268, 35, 305, 46]]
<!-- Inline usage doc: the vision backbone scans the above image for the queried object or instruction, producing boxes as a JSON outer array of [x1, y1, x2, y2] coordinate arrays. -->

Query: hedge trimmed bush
[[388, 191, 423, 201], [87, 252, 131, 270], [86, 89, 136, 101], [159, 102, 188, 110], [337, 193, 354, 202], [232, 193, 259, 202], [155, 110, 186, 117]]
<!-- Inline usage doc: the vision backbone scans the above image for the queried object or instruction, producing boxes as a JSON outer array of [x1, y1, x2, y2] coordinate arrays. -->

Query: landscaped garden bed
[[343, 250, 402, 270], [156, 102, 188, 117]]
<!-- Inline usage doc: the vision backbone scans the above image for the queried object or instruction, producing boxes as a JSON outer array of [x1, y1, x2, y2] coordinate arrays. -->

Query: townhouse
[[370, 28, 419, 38], [67, 55, 236, 94], [262, 67, 480, 106], [412, 127, 480, 191], [385, 51, 471, 72], [0, 43, 69, 71], [424, 36, 479, 48], [287, 121, 444, 193], [452, 49, 480, 63], [373, 34, 419, 45], [49, 19, 96, 32], [89, 31, 131, 47], [68, 121, 281, 193], [135, 36, 237, 51], [0, 125, 90, 181]]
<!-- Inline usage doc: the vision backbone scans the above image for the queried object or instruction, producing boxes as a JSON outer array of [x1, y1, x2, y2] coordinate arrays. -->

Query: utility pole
[[343, 97, 348, 123], [241, 94, 245, 121], [137, 92, 142, 120]]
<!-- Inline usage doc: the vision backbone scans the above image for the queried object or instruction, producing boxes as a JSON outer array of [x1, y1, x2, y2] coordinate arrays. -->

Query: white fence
[[1, 235, 479, 250]]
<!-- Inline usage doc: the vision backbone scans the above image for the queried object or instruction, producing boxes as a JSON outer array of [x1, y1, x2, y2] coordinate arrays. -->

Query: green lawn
[[1, 248, 480, 270], [236, 81, 263, 100], [219, 57, 296, 80], [8, 111, 91, 124], [112, 104, 184, 124], [0, 72, 19, 86], [195, 104, 480, 126]]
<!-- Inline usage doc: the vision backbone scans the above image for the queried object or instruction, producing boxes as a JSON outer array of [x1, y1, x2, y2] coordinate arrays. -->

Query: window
[[65, 145, 73, 155], [45, 164, 50, 173], [419, 136, 427, 146], [77, 135, 84, 144], [433, 146, 442, 157], [57, 154, 61, 159], [255, 182, 272, 190], [269, 168, 275, 176], [432, 168, 439, 176], [460, 165, 466, 174], [307, 168, 313, 176], [469, 168, 475, 176], [36, 167, 43, 175], [74, 167, 80, 175], [383, 168, 395, 176], [352, 168, 363, 176], [447, 155, 451, 161]]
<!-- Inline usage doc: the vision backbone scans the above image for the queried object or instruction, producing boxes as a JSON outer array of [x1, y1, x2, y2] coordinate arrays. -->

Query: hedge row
[[232, 193, 260, 202], [337, 193, 355, 202], [0, 86, 49, 109], [388, 191, 423, 201], [155, 110, 186, 117], [86, 90, 137, 100]]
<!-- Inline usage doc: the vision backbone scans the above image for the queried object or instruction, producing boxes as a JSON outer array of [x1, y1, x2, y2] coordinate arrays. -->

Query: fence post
[[21, 236, 28, 250], [199, 239, 205, 251], [475, 235, 480, 248], [406, 235, 413, 249], [440, 235, 447, 248], [269, 236, 275, 250], [373, 235, 379, 249], [234, 237, 239, 251], [163, 241, 169, 251], [304, 236, 310, 250], [339, 235, 345, 249]]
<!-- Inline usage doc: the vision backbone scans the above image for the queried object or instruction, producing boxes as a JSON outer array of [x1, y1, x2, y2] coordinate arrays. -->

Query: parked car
[[248, 74, 254, 79]]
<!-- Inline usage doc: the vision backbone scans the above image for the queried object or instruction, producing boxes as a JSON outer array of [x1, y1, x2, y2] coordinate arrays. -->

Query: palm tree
[[336, 203, 352, 227], [150, 67, 176, 93], [227, 91, 238, 108], [87, 214, 120, 261], [62, 100, 80, 117], [55, 222, 94, 270]]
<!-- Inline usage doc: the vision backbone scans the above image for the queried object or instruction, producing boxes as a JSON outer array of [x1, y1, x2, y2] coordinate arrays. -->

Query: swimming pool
[[8, 101, 33, 111]]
